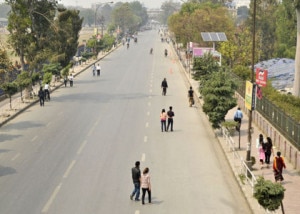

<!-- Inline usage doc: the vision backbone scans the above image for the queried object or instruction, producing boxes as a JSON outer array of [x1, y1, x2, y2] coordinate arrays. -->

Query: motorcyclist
[[150, 48, 153, 54], [164, 49, 168, 57], [188, 86, 194, 107]]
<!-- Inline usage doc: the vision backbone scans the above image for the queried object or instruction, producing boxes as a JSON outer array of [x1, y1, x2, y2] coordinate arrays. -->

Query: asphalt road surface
[[0, 29, 252, 214]]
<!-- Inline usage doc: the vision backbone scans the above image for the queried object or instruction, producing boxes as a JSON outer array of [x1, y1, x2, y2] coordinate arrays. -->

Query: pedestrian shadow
[[143, 198, 163, 205], [284, 169, 300, 177], [2, 121, 44, 131], [0, 165, 16, 177], [0, 134, 22, 142], [0, 149, 10, 154]]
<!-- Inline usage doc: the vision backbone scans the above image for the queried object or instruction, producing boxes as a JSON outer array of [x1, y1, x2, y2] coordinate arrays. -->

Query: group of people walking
[[130, 161, 151, 205], [38, 83, 51, 107], [92, 63, 101, 76], [256, 134, 286, 183], [160, 106, 175, 132]]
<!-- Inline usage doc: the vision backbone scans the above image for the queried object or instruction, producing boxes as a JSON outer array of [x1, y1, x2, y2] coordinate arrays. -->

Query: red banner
[[256, 68, 268, 87]]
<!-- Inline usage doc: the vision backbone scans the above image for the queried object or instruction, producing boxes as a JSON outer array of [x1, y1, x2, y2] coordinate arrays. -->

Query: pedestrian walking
[[64, 76, 68, 87], [234, 107, 243, 131], [160, 109, 167, 132], [38, 87, 45, 107], [273, 151, 286, 183], [188, 86, 194, 107], [130, 161, 141, 201], [92, 63, 96, 76], [69, 74, 74, 87], [141, 167, 151, 205], [264, 137, 274, 167], [161, 78, 168, 96], [166, 106, 175, 132], [257, 135, 266, 169], [44, 83, 50, 101], [96, 64, 101, 76]]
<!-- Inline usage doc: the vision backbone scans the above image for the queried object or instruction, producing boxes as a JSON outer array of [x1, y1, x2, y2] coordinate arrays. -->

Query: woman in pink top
[[140, 167, 151, 205], [160, 109, 167, 132], [258, 141, 265, 169]]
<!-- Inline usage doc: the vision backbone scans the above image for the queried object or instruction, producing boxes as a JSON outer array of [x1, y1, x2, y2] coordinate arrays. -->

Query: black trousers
[[142, 188, 151, 204], [167, 118, 173, 131], [265, 152, 271, 164], [39, 97, 44, 106]]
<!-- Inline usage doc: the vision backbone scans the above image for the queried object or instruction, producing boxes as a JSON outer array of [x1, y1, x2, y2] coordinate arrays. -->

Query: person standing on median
[[130, 161, 141, 201], [167, 106, 175, 132]]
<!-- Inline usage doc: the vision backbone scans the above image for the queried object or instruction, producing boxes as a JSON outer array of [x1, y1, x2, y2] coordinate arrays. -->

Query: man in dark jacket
[[167, 106, 175, 131], [130, 161, 141, 201], [161, 78, 168, 96], [38, 87, 45, 107]]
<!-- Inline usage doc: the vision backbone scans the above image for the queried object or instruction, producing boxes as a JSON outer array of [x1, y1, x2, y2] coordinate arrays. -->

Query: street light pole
[[246, 0, 257, 163]]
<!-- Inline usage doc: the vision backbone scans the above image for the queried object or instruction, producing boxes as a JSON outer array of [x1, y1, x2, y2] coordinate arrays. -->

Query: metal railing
[[221, 127, 257, 194]]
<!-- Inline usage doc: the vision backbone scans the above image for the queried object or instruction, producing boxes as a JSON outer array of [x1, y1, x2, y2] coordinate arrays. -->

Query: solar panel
[[201, 32, 211, 42], [201, 32, 227, 42]]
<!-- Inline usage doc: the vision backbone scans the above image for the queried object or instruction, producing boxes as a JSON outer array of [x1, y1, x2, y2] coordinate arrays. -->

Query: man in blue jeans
[[130, 161, 141, 201]]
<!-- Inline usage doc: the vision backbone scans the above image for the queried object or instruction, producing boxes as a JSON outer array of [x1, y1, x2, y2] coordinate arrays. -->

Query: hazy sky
[[59, 0, 169, 9]]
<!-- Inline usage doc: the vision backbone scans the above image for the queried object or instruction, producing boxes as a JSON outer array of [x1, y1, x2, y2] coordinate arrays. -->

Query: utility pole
[[246, 0, 257, 166]]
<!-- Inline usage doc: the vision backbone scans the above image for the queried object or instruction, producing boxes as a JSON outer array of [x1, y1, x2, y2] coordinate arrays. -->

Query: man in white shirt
[[44, 83, 50, 101], [96, 64, 101, 76], [69, 74, 74, 87]]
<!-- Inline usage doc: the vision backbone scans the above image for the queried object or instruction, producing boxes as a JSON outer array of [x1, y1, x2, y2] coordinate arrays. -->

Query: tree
[[53, 9, 83, 67], [168, 2, 234, 46], [160, 0, 181, 25], [292, 0, 300, 96], [15, 71, 32, 102], [6, 0, 58, 71], [0, 82, 18, 109], [192, 53, 220, 81], [111, 3, 144, 36], [254, 176, 285, 212], [201, 70, 237, 129]]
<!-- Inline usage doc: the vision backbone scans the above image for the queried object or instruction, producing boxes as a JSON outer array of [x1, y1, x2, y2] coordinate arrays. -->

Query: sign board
[[94, 28, 98, 36], [256, 68, 268, 87], [245, 81, 256, 110], [193, 47, 213, 57]]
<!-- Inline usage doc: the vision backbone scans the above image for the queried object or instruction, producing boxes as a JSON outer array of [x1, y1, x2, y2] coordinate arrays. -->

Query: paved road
[[0, 30, 251, 213]]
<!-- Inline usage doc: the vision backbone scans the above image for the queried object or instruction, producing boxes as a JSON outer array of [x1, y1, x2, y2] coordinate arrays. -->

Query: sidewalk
[[175, 47, 300, 213]]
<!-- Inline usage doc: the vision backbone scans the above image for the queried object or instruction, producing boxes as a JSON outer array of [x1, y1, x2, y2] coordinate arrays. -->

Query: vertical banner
[[255, 68, 268, 87], [245, 81, 256, 110], [94, 28, 98, 36]]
